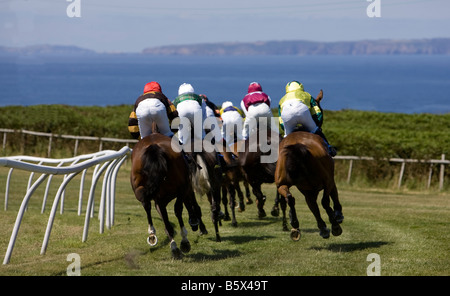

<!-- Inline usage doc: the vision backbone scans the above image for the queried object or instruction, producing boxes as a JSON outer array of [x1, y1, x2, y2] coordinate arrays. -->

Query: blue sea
[[1, 54, 449, 114]]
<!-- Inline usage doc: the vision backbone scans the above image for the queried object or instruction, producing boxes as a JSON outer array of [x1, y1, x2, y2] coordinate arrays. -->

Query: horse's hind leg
[[227, 184, 238, 227], [221, 184, 231, 221], [321, 187, 342, 237], [208, 191, 222, 242], [330, 184, 344, 224], [303, 190, 330, 239], [244, 180, 253, 204], [252, 183, 266, 218], [184, 191, 208, 235], [174, 197, 191, 254], [235, 182, 246, 212], [142, 200, 158, 246], [155, 202, 182, 259], [278, 185, 300, 240], [279, 193, 288, 231]]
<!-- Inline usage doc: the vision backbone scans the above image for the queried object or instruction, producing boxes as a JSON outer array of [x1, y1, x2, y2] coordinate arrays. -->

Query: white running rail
[[0, 146, 131, 264]]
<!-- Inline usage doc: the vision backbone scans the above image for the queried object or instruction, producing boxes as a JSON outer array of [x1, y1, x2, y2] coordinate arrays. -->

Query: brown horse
[[275, 131, 344, 241], [130, 133, 206, 258], [187, 149, 223, 242], [231, 126, 283, 221], [220, 150, 252, 227]]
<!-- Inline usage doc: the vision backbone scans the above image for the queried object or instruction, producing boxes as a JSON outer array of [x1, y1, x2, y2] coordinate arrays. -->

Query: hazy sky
[[1, 0, 449, 52]]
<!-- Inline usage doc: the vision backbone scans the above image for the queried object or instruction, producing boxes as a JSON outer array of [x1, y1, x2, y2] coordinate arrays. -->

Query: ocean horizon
[[1, 54, 449, 114]]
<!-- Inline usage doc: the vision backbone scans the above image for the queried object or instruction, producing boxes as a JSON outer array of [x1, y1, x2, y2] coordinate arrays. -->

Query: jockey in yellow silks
[[278, 81, 336, 156]]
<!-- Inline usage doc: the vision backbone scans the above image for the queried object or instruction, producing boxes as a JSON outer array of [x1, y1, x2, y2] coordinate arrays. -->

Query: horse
[[230, 125, 286, 227], [275, 131, 344, 241], [220, 150, 252, 227], [130, 133, 207, 259], [180, 133, 222, 242]]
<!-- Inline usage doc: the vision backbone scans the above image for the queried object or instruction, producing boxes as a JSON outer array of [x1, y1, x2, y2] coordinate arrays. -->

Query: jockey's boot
[[313, 127, 337, 157], [174, 137, 202, 170], [214, 152, 227, 176], [181, 149, 202, 170]]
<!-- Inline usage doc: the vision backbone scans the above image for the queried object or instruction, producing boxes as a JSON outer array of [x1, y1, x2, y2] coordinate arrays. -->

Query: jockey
[[128, 81, 178, 139], [200, 94, 222, 145], [173, 83, 207, 145], [240, 82, 273, 140], [220, 101, 244, 146], [200, 94, 221, 119], [278, 80, 336, 156], [173, 83, 226, 171]]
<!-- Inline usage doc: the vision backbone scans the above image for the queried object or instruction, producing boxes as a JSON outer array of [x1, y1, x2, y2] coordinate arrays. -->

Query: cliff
[[141, 38, 450, 56]]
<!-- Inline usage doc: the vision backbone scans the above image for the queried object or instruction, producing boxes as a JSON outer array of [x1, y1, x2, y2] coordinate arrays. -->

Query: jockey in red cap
[[128, 81, 178, 139]]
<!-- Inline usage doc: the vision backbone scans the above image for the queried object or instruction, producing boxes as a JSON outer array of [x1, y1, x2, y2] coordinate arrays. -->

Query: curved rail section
[[0, 146, 131, 264]]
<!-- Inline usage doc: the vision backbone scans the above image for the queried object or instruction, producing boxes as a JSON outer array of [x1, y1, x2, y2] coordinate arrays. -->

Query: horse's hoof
[[282, 222, 289, 232], [216, 234, 222, 242], [200, 225, 208, 235], [271, 206, 280, 217], [218, 211, 226, 221], [332, 224, 343, 236], [189, 218, 199, 231], [258, 209, 267, 219], [147, 234, 158, 246], [180, 241, 191, 253], [231, 221, 238, 227], [335, 211, 344, 224], [172, 248, 183, 260], [238, 202, 245, 212], [290, 228, 301, 241], [246, 198, 253, 205], [320, 228, 330, 239], [223, 214, 231, 221]]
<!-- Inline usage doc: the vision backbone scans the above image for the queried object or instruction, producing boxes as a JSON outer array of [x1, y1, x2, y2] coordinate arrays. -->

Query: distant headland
[[1, 38, 450, 56], [141, 38, 450, 56]]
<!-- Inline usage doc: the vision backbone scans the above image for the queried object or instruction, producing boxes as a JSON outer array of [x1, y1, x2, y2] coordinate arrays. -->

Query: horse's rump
[[283, 143, 313, 184]]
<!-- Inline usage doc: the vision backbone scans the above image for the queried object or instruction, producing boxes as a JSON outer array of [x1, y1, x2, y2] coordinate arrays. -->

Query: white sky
[[1, 0, 449, 52]]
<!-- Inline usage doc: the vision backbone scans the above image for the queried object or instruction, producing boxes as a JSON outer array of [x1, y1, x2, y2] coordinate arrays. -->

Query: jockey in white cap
[[220, 101, 244, 146], [173, 83, 207, 146]]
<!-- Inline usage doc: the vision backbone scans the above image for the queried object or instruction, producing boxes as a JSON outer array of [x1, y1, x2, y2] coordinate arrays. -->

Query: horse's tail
[[190, 153, 211, 196], [141, 144, 168, 198], [283, 143, 312, 182]]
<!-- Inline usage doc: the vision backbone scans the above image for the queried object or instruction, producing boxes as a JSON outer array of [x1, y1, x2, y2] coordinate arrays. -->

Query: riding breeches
[[280, 100, 318, 136], [242, 102, 273, 140], [136, 98, 173, 138], [221, 110, 243, 145], [176, 99, 206, 144]]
